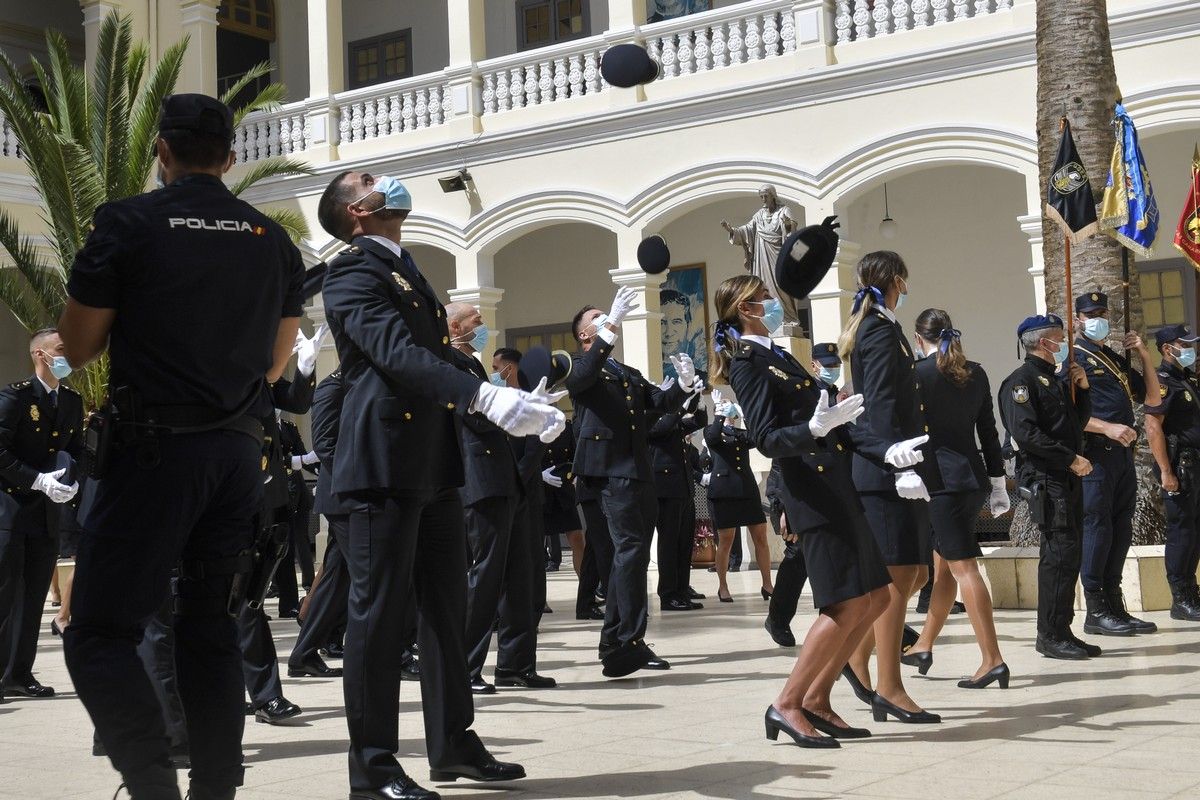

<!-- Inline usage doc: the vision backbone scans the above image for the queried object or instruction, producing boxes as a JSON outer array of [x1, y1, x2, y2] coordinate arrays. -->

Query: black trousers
[[1080, 444, 1136, 593], [64, 431, 259, 797], [0, 524, 57, 685], [464, 496, 530, 679], [596, 477, 657, 647], [290, 515, 350, 666], [654, 495, 687, 601], [1163, 486, 1200, 591], [577, 499, 614, 617], [520, 482, 547, 625], [1026, 468, 1084, 639], [344, 490, 481, 790], [768, 541, 808, 627], [139, 592, 189, 748], [274, 485, 314, 614], [239, 504, 286, 709]]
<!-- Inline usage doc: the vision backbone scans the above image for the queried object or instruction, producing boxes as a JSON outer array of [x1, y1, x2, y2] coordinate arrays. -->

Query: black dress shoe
[[401, 656, 421, 682], [957, 663, 1010, 689], [871, 694, 941, 724], [687, 600, 704, 609], [639, 642, 670, 670], [287, 654, 343, 678], [321, 642, 344, 659], [660, 597, 696, 611], [470, 677, 496, 695], [349, 774, 440, 799], [545, 562, 560, 572], [1066, 633, 1101, 657], [601, 640, 651, 678], [950, 600, 967, 614], [764, 618, 796, 648], [254, 696, 302, 725], [576, 605, 605, 620], [687, 586, 706, 600], [277, 608, 300, 620], [494, 669, 556, 689], [1036, 634, 1089, 660], [429, 753, 525, 783], [5, 679, 54, 698], [840, 665, 875, 707], [802, 708, 871, 739], [763, 706, 839, 748], [900, 649, 933, 676]]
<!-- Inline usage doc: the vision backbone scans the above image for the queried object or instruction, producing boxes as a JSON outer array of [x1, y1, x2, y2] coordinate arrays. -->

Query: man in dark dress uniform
[[60, 94, 304, 800], [0, 328, 82, 700], [1144, 325, 1200, 621], [1068, 291, 1160, 636], [999, 314, 1097, 661], [318, 170, 563, 799], [566, 294, 695, 677]]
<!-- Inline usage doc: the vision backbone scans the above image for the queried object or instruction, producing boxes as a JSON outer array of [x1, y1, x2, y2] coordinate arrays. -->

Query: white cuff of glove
[[595, 326, 617, 345], [297, 355, 317, 377], [290, 455, 304, 471], [989, 476, 1007, 492], [301, 451, 320, 465], [895, 470, 930, 502]]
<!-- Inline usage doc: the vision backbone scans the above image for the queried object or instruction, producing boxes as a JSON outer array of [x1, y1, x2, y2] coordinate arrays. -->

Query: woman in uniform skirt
[[704, 390, 774, 602], [839, 251, 941, 723], [542, 420, 585, 575], [902, 309, 1010, 689], [716, 273, 890, 748]]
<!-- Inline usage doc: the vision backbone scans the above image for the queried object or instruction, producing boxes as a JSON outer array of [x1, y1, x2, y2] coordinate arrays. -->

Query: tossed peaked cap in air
[[774, 215, 840, 302], [601, 43, 661, 88], [520, 347, 574, 391], [637, 235, 671, 274]]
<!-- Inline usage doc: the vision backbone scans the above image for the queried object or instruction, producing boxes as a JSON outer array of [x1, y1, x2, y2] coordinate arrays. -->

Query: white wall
[[0, 311, 30, 383], [273, 0, 310, 101], [342, 0, 450, 80], [1140, 129, 1200, 266]]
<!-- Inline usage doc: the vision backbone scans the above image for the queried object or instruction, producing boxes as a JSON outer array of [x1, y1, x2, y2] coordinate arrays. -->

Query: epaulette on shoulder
[[330, 369, 342, 379], [329, 244, 364, 265], [8, 379, 31, 391], [59, 383, 79, 395], [733, 343, 754, 359]]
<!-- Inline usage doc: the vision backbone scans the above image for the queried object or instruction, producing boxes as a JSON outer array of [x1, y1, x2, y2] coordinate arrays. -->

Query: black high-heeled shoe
[[763, 706, 840, 748], [958, 663, 1010, 689], [718, 590, 734, 603], [871, 694, 941, 724], [900, 649, 933, 676], [839, 665, 875, 707], [50, 619, 65, 637], [761, 588, 772, 601], [802, 708, 871, 739]]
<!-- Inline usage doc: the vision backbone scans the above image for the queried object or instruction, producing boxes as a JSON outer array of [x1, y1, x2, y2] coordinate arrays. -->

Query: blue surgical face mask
[[1174, 346, 1196, 369], [752, 299, 784, 336], [356, 175, 413, 213], [1082, 316, 1109, 342], [895, 277, 908, 310], [818, 366, 841, 385], [724, 404, 741, 421], [47, 355, 72, 380], [456, 324, 490, 352], [489, 372, 506, 387], [1046, 338, 1068, 365]]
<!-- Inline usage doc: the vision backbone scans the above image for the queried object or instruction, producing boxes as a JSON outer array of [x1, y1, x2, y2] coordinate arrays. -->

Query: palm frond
[[0, 210, 55, 331], [220, 60, 273, 106], [121, 37, 187, 197], [228, 156, 315, 198], [125, 44, 147, 111], [0, 269, 53, 332], [0, 211, 66, 320], [232, 81, 286, 128], [46, 29, 91, 145], [261, 207, 311, 243], [92, 13, 132, 198]]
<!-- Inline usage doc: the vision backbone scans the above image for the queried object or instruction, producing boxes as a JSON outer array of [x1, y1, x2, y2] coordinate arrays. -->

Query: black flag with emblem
[[1046, 120, 1099, 244]]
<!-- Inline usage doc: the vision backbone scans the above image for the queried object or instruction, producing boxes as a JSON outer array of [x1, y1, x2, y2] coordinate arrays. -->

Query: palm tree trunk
[[1022, 0, 1164, 547]]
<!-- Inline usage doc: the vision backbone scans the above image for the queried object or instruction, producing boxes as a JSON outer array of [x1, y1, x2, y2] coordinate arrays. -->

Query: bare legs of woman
[[53, 567, 72, 633], [565, 530, 584, 576], [850, 565, 929, 712], [910, 553, 1004, 680], [747, 523, 774, 597], [716, 528, 736, 600], [772, 586, 889, 736]]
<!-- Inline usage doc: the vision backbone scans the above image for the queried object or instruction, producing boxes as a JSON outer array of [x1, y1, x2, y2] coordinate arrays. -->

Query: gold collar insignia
[[392, 272, 413, 291]]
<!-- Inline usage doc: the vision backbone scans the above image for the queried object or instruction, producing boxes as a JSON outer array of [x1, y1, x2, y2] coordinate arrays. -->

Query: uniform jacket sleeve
[[310, 374, 343, 467], [271, 366, 316, 414], [0, 388, 38, 488], [848, 318, 902, 462], [999, 382, 1080, 470], [566, 339, 615, 397], [63, 391, 84, 462], [974, 368, 1005, 478], [648, 410, 683, 441], [450, 349, 504, 436], [323, 257, 481, 411], [680, 407, 708, 436], [730, 357, 816, 458]]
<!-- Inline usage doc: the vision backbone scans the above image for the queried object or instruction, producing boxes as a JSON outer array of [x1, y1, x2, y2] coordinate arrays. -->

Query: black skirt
[[543, 502, 582, 536], [930, 490, 987, 561], [710, 494, 766, 530], [800, 512, 893, 608], [859, 491, 931, 567]]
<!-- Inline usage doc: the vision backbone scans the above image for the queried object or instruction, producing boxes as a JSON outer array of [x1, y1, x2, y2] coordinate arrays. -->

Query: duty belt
[[141, 405, 264, 445]]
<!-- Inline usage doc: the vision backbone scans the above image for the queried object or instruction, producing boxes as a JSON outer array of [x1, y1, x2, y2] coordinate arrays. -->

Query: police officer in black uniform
[[0, 328, 82, 700], [1144, 325, 1200, 621], [59, 94, 304, 800], [1068, 291, 1160, 636], [540, 419, 583, 576], [998, 314, 1097, 660], [277, 405, 319, 609], [318, 170, 563, 800]]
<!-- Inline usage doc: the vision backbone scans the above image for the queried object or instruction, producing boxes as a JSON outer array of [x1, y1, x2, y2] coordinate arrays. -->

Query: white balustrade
[[0, 112, 19, 158], [478, 37, 608, 115], [322, 74, 454, 149], [838, 0, 1012, 41], [642, 0, 793, 77], [232, 100, 320, 163]]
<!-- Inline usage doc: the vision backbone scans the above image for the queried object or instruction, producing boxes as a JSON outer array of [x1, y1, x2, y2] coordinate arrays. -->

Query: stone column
[[80, 0, 126, 77], [306, 0, 344, 161], [450, 250, 501, 366], [807, 237, 861, 363], [445, 0, 485, 131], [178, 0, 220, 94], [608, 226, 666, 380], [1019, 213, 1047, 316], [606, 0, 647, 32]]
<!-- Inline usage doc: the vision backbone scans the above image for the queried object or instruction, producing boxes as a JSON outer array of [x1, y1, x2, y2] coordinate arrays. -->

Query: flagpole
[[1065, 235, 1076, 400]]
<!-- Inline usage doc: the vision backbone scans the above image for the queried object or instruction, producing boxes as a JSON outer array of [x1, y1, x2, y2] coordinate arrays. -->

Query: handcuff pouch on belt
[[1170, 435, 1199, 494]]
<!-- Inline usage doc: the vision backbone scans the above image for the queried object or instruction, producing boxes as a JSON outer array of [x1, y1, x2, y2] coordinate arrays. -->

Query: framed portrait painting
[[661, 263, 709, 382]]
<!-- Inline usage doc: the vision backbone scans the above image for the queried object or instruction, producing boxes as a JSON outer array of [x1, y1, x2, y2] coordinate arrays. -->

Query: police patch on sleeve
[[1013, 386, 1030, 404]]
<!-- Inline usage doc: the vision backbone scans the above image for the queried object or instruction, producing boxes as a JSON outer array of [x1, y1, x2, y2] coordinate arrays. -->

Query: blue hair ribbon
[[851, 285, 884, 314], [938, 328, 962, 355], [713, 321, 742, 353]]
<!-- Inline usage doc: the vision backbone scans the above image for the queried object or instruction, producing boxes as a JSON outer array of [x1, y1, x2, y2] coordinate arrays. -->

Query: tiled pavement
[[3, 566, 1200, 799]]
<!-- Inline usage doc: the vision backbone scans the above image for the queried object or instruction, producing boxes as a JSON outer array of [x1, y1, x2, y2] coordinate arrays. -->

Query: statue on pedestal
[[721, 185, 803, 332]]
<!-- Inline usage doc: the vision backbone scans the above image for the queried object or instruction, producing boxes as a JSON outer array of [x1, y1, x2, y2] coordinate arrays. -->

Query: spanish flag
[[1175, 145, 1200, 271], [1046, 120, 1099, 243]]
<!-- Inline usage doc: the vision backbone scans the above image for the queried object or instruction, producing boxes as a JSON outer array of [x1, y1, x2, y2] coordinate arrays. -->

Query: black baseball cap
[[1154, 324, 1200, 348], [158, 94, 235, 142]]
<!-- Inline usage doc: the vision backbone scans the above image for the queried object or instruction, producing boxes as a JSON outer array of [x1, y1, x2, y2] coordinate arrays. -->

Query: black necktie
[[49, 389, 57, 409], [607, 358, 626, 378]]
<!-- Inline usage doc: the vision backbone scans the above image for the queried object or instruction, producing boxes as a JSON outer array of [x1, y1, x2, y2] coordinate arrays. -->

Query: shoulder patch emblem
[[1087, 357, 1098, 366], [1013, 386, 1030, 404], [1038, 376, 1050, 387], [1161, 386, 1169, 398], [30, 405, 39, 421], [768, 366, 788, 379], [391, 272, 413, 291]]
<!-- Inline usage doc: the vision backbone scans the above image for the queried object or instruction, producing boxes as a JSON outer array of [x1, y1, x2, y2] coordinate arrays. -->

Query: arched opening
[[217, 0, 276, 106]]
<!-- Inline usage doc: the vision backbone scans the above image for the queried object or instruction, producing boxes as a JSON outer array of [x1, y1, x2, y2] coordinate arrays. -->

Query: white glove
[[541, 466, 564, 488], [607, 286, 639, 327], [669, 353, 695, 389], [293, 323, 330, 377], [701, 473, 711, 487], [290, 455, 303, 471], [526, 376, 568, 407], [302, 451, 319, 465], [31, 469, 77, 504], [712, 388, 726, 407], [688, 377, 706, 395], [658, 376, 676, 392], [895, 470, 930, 502], [473, 382, 566, 442], [988, 476, 1011, 517], [808, 392, 865, 438], [885, 435, 930, 469]]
